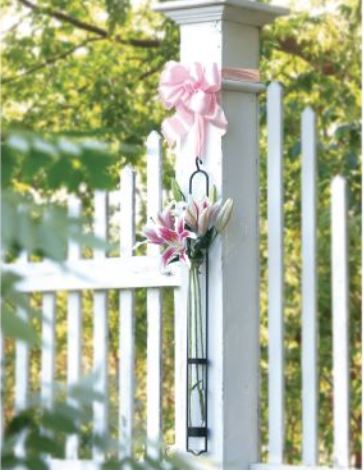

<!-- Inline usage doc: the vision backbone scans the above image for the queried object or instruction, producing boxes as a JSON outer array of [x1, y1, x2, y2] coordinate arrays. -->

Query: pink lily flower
[[159, 216, 196, 266], [143, 209, 196, 267], [143, 205, 176, 245], [156, 205, 175, 230]]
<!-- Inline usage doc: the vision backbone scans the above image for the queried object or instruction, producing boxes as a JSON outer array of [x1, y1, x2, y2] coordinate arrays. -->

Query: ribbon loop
[[159, 61, 228, 159], [159, 62, 260, 159]]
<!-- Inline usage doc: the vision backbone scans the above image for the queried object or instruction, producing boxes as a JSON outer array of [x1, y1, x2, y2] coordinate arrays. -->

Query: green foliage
[[105, 0, 130, 32], [1, 129, 115, 350], [2, 191, 105, 261], [2, 377, 189, 469], [2, 131, 120, 192], [1, 271, 38, 345], [1, 131, 183, 467], [2, 377, 97, 469]]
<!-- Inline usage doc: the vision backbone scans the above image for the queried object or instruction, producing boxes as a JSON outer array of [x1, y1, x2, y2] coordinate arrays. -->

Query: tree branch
[[276, 36, 336, 76], [3, 37, 102, 84], [138, 62, 165, 81], [18, 0, 161, 48]]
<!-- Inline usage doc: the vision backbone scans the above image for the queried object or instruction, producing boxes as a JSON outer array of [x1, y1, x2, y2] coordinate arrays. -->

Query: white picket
[[267, 82, 285, 464], [301, 107, 318, 466], [146, 131, 163, 458], [14, 306, 29, 459], [41, 293, 56, 408], [173, 266, 188, 450], [331, 176, 350, 468], [15, 251, 30, 415], [119, 166, 136, 458], [15, 308, 29, 413], [66, 195, 82, 459], [92, 191, 109, 461]]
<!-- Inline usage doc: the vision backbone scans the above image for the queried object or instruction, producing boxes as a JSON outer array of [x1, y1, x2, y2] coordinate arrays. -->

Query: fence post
[[155, 1, 287, 468]]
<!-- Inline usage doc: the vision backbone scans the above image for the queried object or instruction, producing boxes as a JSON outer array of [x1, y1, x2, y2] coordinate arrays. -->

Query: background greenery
[[1, 0, 361, 468]]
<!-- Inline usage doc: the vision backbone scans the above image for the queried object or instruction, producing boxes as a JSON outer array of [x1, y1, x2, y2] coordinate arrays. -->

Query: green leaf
[[171, 178, 185, 202], [41, 408, 78, 434], [1, 454, 23, 470], [1, 309, 38, 345], [26, 431, 63, 456], [24, 456, 50, 470], [5, 409, 35, 436]]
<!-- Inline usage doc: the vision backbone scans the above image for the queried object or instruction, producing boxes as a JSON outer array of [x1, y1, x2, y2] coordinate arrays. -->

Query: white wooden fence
[[3, 131, 182, 467], [2, 85, 360, 469], [260, 82, 356, 470]]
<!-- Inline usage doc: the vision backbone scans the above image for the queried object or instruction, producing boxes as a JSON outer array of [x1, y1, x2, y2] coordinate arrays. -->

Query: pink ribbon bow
[[159, 61, 228, 159]]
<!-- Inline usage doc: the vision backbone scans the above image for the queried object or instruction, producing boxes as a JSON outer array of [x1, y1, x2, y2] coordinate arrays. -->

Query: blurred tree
[[2, 0, 178, 163]]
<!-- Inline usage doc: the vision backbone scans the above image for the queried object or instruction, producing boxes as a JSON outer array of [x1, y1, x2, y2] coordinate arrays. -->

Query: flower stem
[[188, 261, 206, 428]]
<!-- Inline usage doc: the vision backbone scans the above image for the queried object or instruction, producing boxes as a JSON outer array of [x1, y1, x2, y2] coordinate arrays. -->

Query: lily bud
[[198, 205, 211, 235], [215, 198, 234, 233], [210, 184, 218, 204]]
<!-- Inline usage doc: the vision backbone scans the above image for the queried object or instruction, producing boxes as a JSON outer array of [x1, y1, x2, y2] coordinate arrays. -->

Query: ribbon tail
[[162, 110, 194, 149], [195, 115, 206, 158], [194, 108, 226, 158], [208, 106, 228, 135]]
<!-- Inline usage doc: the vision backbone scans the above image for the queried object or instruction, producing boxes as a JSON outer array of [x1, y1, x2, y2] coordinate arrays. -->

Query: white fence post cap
[[154, 0, 288, 26]]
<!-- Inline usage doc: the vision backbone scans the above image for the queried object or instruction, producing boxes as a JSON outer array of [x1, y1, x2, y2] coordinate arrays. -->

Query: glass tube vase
[[186, 259, 208, 454]]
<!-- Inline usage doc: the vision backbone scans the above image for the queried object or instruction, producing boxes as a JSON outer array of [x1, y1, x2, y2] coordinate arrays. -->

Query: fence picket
[[331, 176, 350, 468], [15, 252, 29, 414], [146, 131, 163, 458], [66, 196, 82, 459], [119, 166, 136, 458], [14, 308, 29, 459], [13, 252, 29, 458], [93, 191, 109, 461], [41, 293, 56, 408], [15, 318, 28, 414], [267, 82, 285, 464], [173, 267, 188, 450], [301, 107, 318, 466]]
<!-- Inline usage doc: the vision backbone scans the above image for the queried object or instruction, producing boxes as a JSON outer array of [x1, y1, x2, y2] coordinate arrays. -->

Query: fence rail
[[6, 257, 180, 292]]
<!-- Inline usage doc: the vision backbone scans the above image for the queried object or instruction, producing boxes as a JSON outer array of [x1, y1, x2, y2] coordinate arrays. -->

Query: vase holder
[[186, 157, 209, 455]]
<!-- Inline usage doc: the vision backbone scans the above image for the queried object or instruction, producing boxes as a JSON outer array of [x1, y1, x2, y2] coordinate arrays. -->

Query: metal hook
[[195, 156, 202, 171], [189, 156, 209, 197]]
